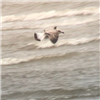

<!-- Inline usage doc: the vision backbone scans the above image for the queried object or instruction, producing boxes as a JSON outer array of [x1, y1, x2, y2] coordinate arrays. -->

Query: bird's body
[[34, 26, 64, 44]]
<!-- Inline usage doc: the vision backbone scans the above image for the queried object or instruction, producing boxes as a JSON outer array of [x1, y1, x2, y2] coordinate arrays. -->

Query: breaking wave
[[1, 53, 67, 66], [1, 6, 99, 31], [2, 19, 99, 31], [34, 37, 100, 49], [2, 7, 99, 23], [1, 37, 100, 66]]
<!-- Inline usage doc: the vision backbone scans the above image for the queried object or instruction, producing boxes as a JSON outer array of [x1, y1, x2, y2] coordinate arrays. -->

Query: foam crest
[[35, 37, 100, 49], [2, 19, 99, 31], [1, 53, 64, 65], [1, 37, 99, 66], [2, 7, 99, 23]]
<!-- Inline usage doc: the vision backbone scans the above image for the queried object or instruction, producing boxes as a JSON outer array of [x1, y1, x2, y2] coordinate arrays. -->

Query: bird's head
[[53, 26, 64, 34]]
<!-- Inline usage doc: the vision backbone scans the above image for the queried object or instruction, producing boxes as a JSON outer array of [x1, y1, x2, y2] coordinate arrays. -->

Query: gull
[[34, 26, 64, 44]]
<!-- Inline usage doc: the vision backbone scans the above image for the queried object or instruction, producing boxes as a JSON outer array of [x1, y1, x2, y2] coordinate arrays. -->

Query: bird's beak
[[61, 32, 64, 34]]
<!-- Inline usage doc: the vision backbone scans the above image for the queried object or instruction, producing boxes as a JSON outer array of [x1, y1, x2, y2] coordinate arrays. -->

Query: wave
[[1, 52, 68, 66], [2, 19, 99, 31], [34, 37, 100, 49], [2, 7, 99, 23], [2, 87, 99, 99], [17, 36, 99, 50], [1, 37, 99, 66]]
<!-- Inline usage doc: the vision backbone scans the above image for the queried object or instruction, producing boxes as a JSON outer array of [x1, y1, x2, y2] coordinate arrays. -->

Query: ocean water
[[1, 0, 100, 100]]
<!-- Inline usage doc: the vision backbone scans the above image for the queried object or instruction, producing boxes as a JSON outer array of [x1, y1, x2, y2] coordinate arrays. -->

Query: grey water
[[1, 0, 100, 100]]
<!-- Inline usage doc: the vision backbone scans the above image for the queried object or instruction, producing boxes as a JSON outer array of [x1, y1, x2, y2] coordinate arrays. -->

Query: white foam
[[2, 7, 99, 23], [35, 37, 100, 48], [1, 53, 63, 65], [1, 7, 99, 31], [1, 58, 28, 65], [1, 37, 99, 66], [2, 18, 99, 31]]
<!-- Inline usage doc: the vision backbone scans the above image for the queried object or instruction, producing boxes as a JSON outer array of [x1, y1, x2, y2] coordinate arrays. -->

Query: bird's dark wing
[[47, 33, 59, 44], [34, 33, 41, 41]]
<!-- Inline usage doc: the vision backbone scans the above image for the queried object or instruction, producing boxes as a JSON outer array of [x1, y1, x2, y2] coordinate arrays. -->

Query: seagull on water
[[34, 26, 64, 44]]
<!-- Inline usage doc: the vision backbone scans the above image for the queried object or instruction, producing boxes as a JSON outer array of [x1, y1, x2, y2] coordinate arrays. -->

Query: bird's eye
[[54, 26, 57, 29]]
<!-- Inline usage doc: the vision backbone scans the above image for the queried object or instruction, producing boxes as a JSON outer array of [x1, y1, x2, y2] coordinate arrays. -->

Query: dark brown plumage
[[44, 26, 64, 44], [34, 33, 41, 41]]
